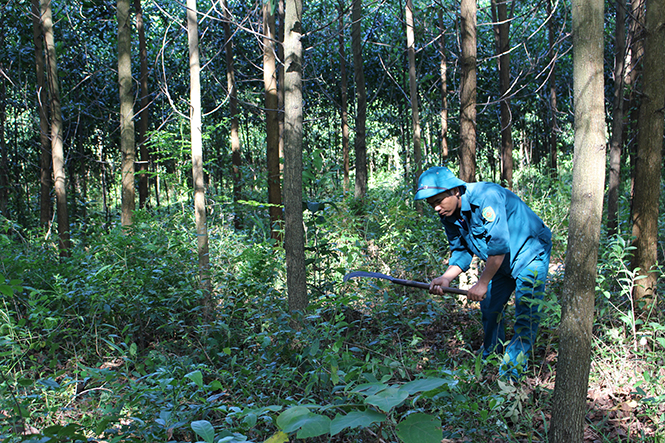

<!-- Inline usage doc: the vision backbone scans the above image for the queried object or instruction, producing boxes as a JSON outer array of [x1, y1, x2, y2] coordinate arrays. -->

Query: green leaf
[[351, 382, 388, 396], [364, 387, 409, 413], [330, 410, 386, 435], [191, 420, 215, 443], [395, 413, 443, 443], [186, 370, 204, 389], [400, 377, 452, 395], [276, 406, 330, 438], [263, 431, 289, 443]]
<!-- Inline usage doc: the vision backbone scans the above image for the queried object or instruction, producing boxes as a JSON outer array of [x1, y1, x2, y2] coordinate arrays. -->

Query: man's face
[[426, 189, 459, 218]]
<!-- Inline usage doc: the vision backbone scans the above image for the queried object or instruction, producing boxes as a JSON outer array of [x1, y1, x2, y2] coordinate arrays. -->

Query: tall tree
[[550, 0, 605, 439], [41, 0, 70, 254], [546, 0, 559, 179], [493, 0, 513, 189], [459, 0, 476, 182], [135, 0, 150, 209], [630, 0, 664, 303], [405, 0, 421, 183], [0, 55, 6, 219], [607, 0, 626, 237], [351, 0, 367, 198], [118, 0, 135, 227], [438, 9, 448, 163], [31, 0, 52, 228], [338, 0, 350, 191], [283, 0, 307, 312], [263, 0, 282, 242], [222, 0, 242, 229], [187, 0, 212, 315]]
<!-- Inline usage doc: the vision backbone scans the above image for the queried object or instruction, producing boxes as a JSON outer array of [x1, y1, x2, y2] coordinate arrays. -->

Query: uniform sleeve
[[478, 188, 511, 256], [442, 220, 473, 272]]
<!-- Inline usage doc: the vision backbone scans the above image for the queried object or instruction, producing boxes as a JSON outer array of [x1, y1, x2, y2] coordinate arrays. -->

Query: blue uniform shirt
[[441, 182, 552, 278]]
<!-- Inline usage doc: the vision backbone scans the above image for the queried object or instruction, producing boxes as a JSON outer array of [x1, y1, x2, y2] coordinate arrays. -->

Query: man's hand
[[466, 281, 488, 301], [429, 275, 452, 295]]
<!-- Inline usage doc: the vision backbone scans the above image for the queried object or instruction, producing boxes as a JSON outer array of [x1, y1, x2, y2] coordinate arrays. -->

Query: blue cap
[[414, 167, 467, 200]]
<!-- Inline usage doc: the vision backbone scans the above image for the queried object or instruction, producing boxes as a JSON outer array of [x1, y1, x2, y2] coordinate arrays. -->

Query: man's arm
[[466, 254, 505, 301]]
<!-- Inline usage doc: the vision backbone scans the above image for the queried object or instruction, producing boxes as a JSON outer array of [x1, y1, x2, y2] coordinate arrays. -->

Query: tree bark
[[41, 0, 70, 254], [550, 0, 605, 440], [495, 0, 513, 189], [351, 0, 367, 199], [607, 0, 626, 238], [459, 0, 476, 182], [546, 0, 559, 179], [135, 0, 150, 209], [264, 0, 283, 242], [283, 0, 307, 313], [438, 9, 448, 163], [118, 0, 135, 228], [187, 0, 212, 315], [405, 0, 421, 184], [338, 0, 350, 191], [222, 0, 242, 229], [0, 57, 7, 219], [630, 0, 664, 304]]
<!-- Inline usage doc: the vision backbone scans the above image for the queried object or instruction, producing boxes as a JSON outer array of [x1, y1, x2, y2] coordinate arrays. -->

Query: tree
[[438, 9, 448, 163], [630, 0, 664, 303], [186, 0, 212, 316], [41, 0, 70, 254], [351, 0, 367, 199], [118, 0, 135, 227], [263, 0, 283, 242], [405, 0, 421, 183], [492, 0, 513, 189], [0, 54, 6, 219], [135, 0, 151, 209], [459, 0, 476, 182], [283, 0, 307, 313], [546, 0, 559, 179], [31, 0, 52, 228], [338, 0, 350, 191], [222, 0, 242, 230], [607, 0, 626, 237], [550, 0, 605, 439]]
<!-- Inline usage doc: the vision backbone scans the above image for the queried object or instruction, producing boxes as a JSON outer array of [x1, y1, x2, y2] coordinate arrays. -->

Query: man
[[415, 166, 552, 379]]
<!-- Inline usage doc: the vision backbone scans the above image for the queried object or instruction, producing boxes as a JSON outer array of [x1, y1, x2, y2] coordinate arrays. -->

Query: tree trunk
[[41, 0, 70, 254], [459, 0, 476, 182], [222, 0, 242, 230], [438, 9, 448, 163], [0, 58, 7, 219], [118, 0, 135, 228], [264, 0, 283, 242], [546, 0, 559, 179], [607, 0, 626, 238], [135, 0, 150, 209], [187, 0, 212, 316], [496, 0, 513, 189], [630, 0, 664, 304], [338, 0, 350, 192], [550, 0, 605, 440], [283, 0, 307, 313], [31, 0, 52, 228], [405, 0, 421, 184], [351, 0, 367, 199]]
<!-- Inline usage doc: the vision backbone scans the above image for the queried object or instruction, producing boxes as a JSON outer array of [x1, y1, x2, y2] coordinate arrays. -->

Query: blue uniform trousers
[[479, 250, 551, 376]]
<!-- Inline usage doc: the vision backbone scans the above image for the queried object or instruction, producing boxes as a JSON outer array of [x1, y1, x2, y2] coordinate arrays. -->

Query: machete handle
[[343, 271, 468, 296]]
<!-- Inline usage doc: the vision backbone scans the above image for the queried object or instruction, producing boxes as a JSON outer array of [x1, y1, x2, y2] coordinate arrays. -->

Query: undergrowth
[[0, 179, 663, 442]]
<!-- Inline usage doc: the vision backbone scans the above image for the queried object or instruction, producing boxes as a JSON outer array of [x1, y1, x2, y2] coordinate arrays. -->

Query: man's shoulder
[[465, 182, 505, 200]]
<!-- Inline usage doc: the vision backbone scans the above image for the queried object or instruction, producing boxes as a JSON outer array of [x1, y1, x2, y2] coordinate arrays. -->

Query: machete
[[343, 271, 468, 296]]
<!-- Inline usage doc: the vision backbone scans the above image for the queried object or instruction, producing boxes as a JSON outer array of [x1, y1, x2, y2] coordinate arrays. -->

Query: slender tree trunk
[[546, 0, 559, 179], [41, 0, 70, 254], [118, 0, 135, 228], [278, 0, 285, 174], [351, 0, 367, 199], [283, 0, 307, 313], [607, 0, 626, 237], [135, 0, 150, 209], [264, 0, 282, 242], [550, 0, 605, 440], [438, 9, 448, 163], [187, 0, 212, 315], [31, 0, 52, 228], [459, 0, 476, 182], [222, 0, 242, 229], [405, 0, 421, 183], [625, 0, 645, 195], [630, 0, 664, 304], [338, 0, 350, 191], [0, 60, 7, 219], [496, 0, 513, 189]]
